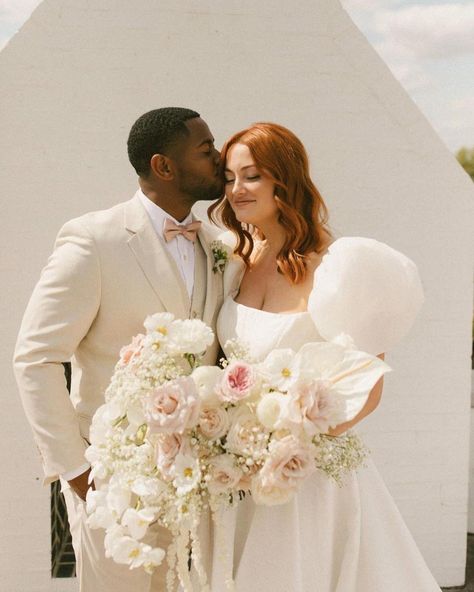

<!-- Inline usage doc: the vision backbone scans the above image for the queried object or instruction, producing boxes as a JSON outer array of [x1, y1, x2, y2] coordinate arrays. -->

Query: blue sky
[[1, 0, 473, 153]]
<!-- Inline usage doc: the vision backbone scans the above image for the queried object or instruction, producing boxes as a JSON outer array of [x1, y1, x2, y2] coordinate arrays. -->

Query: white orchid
[[143, 312, 174, 336], [260, 348, 298, 391], [122, 507, 156, 540], [172, 453, 201, 496]]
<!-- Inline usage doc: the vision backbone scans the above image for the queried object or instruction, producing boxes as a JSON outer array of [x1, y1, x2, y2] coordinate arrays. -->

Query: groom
[[13, 107, 224, 591]]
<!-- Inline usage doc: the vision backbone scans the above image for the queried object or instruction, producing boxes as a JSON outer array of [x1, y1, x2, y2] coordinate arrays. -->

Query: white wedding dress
[[199, 238, 441, 592]]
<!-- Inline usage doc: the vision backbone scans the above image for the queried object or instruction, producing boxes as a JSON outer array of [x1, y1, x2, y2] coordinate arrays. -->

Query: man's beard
[[177, 171, 224, 203]]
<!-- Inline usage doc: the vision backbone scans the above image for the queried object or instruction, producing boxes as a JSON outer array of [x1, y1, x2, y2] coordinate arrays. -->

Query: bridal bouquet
[[85, 313, 390, 591]]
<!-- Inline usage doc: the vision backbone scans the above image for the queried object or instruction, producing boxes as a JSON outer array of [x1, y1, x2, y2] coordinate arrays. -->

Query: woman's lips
[[233, 200, 255, 206]]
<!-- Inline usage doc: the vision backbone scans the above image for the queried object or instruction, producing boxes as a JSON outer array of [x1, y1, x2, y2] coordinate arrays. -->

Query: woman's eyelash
[[224, 175, 260, 183]]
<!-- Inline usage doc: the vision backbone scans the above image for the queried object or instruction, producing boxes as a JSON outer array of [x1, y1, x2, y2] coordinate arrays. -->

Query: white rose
[[198, 406, 230, 440], [191, 366, 223, 405], [256, 391, 288, 429], [207, 454, 243, 495]]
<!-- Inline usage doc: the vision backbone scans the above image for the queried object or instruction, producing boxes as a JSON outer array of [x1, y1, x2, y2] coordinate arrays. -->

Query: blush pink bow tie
[[163, 218, 202, 243]]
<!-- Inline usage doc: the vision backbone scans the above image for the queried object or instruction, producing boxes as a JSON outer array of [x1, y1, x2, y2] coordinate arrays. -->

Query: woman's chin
[[235, 214, 255, 226]]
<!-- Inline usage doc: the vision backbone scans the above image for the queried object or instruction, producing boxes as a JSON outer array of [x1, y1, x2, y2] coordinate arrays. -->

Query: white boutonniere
[[211, 240, 229, 274]]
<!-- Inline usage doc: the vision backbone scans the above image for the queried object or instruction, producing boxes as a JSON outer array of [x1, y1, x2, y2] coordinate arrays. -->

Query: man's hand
[[68, 467, 95, 501]]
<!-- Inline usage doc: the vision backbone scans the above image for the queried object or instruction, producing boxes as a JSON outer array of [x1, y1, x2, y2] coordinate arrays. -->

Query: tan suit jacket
[[14, 193, 224, 484]]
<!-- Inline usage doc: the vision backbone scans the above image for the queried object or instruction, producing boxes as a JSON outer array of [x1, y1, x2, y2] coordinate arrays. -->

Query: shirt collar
[[138, 189, 193, 239]]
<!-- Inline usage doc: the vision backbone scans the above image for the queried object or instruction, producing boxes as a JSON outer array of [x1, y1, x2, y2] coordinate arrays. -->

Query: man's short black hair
[[127, 107, 200, 176]]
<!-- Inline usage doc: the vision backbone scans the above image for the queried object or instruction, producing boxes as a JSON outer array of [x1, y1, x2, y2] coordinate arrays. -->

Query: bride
[[202, 122, 441, 591]]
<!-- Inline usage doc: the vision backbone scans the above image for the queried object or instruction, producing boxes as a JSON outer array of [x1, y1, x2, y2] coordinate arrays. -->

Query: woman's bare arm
[[326, 354, 385, 437]]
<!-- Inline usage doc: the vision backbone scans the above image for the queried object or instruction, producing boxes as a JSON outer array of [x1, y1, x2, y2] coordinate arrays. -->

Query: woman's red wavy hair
[[208, 122, 331, 284]]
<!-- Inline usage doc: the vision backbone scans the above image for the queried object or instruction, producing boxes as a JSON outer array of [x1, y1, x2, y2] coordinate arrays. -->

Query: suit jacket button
[[192, 310, 198, 319]]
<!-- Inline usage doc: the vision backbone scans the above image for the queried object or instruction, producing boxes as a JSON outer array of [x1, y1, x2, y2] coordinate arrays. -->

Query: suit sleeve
[[13, 218, 101, 484]]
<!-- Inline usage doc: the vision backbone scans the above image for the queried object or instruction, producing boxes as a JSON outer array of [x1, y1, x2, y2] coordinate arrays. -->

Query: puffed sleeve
[[308, 237, 424, 355]]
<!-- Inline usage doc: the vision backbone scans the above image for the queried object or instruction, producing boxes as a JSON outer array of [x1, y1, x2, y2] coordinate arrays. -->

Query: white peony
[[130, 476, 166, 498], [167, 319, 214, 354]]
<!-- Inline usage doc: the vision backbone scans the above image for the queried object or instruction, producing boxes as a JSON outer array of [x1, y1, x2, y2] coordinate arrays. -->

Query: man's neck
[[139, 183, 192, 222]]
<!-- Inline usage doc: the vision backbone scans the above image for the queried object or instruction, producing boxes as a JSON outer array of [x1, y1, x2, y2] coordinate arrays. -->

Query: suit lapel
[[125, 194, 189, 319], [197, 224, 223, 326], [223, 256, 246, 299]]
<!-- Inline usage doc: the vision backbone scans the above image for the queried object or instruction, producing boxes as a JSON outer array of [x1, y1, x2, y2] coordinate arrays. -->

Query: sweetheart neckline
[[231, 298, 311, 317]]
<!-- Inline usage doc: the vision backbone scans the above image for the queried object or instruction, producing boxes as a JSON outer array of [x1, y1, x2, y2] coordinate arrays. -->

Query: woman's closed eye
[[224, 175, 260, 184]]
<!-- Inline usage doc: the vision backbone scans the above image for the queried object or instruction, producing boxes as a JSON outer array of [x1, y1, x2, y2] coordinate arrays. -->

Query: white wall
[[1, 0, 473, 589]]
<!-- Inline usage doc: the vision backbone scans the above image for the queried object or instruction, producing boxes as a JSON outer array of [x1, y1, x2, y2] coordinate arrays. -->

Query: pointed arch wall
[[1, 1, 473, 589]]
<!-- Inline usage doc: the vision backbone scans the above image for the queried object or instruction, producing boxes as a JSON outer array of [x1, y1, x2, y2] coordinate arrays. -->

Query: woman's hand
[[326, 353, 385, 437]]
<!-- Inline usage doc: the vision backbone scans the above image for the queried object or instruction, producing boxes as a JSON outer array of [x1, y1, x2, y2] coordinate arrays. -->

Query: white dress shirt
[[61, 190, 198, 483], [138, 189, 196, 298]]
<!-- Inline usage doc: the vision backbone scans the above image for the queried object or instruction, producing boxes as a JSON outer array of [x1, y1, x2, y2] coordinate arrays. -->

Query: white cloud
[[0, 0, 42, 27], [374, 4, 474, 59], [341, 0, 384, 10], [429, 94, 474, 150]]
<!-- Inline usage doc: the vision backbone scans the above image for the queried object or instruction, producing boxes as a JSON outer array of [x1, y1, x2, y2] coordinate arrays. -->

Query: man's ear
[[150, 153, 175, 181]]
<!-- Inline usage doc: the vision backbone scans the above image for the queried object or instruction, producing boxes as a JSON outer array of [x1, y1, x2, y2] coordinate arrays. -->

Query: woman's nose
[[232, 179, 245, 196]]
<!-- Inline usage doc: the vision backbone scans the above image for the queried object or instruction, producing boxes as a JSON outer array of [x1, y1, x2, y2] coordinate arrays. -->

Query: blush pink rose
[[119, 334, 145, 366], [207, 455, 243, 495], [198, 406, 230, 440], [144, 376, 200, 434], [156, 433, 190, 481], [286, 379, 341, 435], [251, 473, 296, 506], [220, 361, 255, 403], [260, 435, 315, 491]]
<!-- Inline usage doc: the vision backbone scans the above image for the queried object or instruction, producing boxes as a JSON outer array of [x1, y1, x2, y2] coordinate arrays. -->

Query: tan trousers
[[62, 481, 173, 592]]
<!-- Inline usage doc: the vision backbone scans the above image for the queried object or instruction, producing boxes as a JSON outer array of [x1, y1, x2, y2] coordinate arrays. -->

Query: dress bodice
[[220, 236, 424, 357], [217, 297, 323, 362]]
